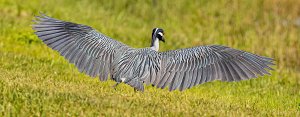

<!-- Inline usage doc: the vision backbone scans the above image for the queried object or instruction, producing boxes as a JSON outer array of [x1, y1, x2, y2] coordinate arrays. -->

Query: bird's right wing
[[152, 45, 274, 91], [33, 14, 131, 81]]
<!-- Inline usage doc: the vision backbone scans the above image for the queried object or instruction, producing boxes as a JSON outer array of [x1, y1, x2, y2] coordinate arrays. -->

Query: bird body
[[33, 14, 274, 92]]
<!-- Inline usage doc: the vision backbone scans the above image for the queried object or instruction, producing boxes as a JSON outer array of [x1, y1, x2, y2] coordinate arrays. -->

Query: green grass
[[0, 0, 299, 116]]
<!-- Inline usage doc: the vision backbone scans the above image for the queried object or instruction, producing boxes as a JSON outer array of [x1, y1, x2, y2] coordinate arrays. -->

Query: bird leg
[[134, 88, 138, 92], [112, 82, 120, 90]]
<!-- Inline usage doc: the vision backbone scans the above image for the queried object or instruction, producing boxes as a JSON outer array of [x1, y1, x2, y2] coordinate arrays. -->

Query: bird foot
[[112, 82, 120, 90]]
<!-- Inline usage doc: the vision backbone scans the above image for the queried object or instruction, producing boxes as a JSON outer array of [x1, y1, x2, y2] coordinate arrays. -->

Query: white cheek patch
[[158, 32, 163, 37]]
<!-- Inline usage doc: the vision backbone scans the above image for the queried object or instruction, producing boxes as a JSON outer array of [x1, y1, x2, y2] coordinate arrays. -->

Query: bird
[[32, 14, 274, 92]]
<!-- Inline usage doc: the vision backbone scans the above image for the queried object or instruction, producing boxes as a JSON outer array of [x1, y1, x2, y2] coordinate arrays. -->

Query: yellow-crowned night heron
[[33, 14, 274, 92]]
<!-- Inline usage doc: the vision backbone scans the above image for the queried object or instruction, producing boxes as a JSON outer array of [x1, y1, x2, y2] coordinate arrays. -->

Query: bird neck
[[150, 38, 159, 51]]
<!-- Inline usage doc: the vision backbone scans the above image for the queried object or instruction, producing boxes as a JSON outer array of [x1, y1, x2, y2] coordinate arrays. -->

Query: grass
[[0, 0, 299, 116]]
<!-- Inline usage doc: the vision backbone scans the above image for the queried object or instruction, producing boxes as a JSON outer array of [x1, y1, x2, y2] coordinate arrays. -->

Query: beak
[[161, 37, 165, 43]]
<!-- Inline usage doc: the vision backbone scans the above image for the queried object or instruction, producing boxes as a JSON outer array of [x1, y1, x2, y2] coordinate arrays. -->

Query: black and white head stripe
[[158, 32, 163, 37], [152, 28, 164, 41], [152, 28, 159, 38]]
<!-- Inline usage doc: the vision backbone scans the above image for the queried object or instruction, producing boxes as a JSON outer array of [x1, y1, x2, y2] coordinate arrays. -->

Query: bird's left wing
[[150, 45, 274, 91], [33, 14, 132, 81]]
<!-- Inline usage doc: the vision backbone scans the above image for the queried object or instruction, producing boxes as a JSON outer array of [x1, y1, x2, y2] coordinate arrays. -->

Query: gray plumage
[[33, 14, 274, 92]]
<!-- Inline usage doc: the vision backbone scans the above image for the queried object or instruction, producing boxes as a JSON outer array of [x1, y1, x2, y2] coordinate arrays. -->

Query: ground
[[0, 0, 299, 116]]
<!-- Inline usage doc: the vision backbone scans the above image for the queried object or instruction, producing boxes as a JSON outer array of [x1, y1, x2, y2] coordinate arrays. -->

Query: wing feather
[[33, 14, 130, 80], [154, 45, 274, 91]]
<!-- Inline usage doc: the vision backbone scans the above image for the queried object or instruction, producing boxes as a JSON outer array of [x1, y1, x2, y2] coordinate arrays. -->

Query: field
[[0, 0, 299, 116]]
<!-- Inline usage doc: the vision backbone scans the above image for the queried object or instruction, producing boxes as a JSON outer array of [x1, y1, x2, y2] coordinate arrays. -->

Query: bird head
[[152, 28, 165, 42]]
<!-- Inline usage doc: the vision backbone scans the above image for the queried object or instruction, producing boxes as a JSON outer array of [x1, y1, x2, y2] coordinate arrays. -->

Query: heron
[[32, 14, 274, 92]]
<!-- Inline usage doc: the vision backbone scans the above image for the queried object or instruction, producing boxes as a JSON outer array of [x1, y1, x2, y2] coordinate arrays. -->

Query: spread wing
[[151, 45, 274, 91], [33, 14, 131, 81]]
